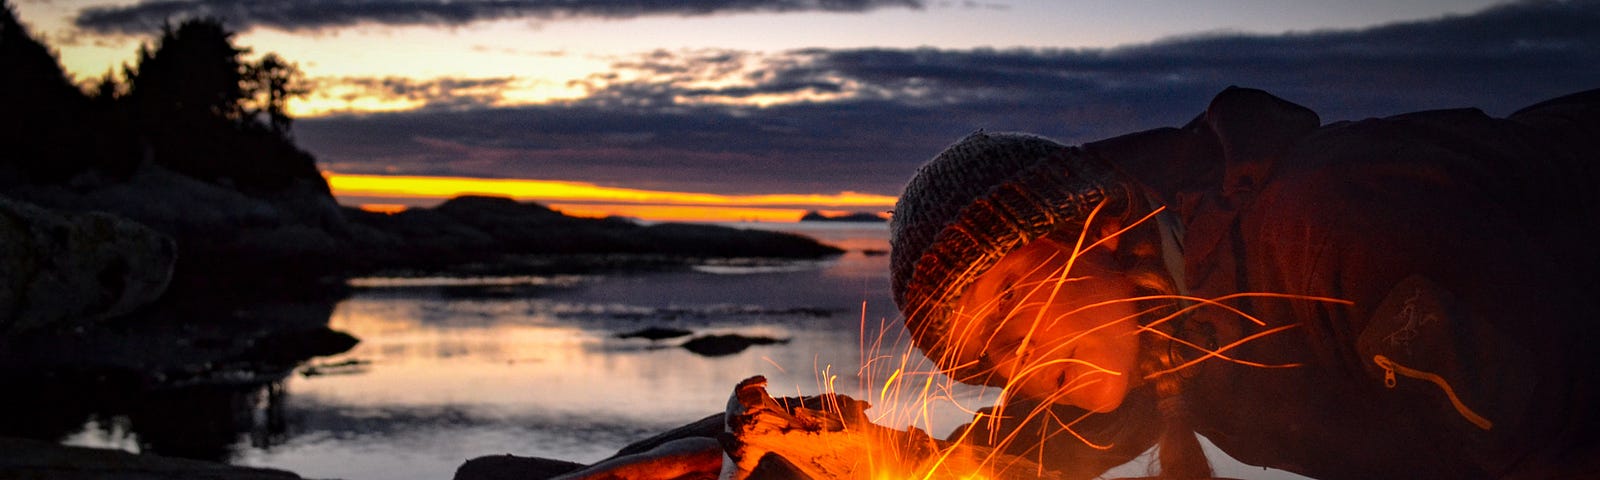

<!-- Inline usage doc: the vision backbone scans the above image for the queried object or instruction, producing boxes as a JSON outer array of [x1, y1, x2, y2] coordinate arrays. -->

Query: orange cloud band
[[324, 172, 897, 208]]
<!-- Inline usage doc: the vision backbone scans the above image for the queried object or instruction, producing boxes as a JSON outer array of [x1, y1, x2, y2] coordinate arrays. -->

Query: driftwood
[[721, 376, 1064, 480]]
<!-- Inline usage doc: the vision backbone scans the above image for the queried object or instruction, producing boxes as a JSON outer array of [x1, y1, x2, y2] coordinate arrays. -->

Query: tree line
[[2, 1, 321, 193]]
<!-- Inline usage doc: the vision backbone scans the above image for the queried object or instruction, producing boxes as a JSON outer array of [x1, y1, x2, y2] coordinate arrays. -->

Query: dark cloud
[[299, 0, 1600, 198], [74, 0, 923, 34]]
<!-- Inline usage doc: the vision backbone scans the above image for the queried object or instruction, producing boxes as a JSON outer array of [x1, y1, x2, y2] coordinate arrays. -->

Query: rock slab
[[0, 196, 175, 333]]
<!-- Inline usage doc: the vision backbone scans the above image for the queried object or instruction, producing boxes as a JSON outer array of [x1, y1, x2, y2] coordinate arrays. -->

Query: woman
[[889, 87, 1599, 479]]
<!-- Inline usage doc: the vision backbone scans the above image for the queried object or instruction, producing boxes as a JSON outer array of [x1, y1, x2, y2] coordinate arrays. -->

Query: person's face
[[949, 238, 1142, 412]]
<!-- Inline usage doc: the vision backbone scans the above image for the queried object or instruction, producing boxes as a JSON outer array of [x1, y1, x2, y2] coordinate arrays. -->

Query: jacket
[[1101, 87, 1600, 479]]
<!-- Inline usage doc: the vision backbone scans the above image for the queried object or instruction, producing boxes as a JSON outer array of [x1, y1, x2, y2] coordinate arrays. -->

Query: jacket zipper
[[1372, 354, 1494, 431]]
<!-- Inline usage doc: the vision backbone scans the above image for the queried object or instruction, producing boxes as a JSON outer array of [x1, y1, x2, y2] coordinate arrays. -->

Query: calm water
[[48, 222, 1306, 480]]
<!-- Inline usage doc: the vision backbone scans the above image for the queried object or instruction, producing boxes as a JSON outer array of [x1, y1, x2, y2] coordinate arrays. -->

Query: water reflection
[[1, 375, 292, 463], [222, 223, 984, 480], [7, 223, 996, 480]]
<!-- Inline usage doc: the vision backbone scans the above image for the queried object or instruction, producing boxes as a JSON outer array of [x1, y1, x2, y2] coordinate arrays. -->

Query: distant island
[[799, 210, 887, 222]]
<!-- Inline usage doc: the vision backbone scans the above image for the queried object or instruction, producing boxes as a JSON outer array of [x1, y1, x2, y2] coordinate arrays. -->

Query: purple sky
[[297, 1, 1598, 196], [18, 0, 1600, 198]]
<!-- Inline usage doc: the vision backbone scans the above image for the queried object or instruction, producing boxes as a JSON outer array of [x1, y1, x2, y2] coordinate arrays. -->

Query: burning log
[[721, 376, 1064, 480]]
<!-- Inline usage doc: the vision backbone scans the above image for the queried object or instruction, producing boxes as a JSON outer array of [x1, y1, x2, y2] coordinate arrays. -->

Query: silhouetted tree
[[88, 70, 124, 104], [0, 0, 98, 181], [243, 53, 307, 135], [3, 9, 322, 190], [117, 18, 322, 187], [127, 19, 249, 124]]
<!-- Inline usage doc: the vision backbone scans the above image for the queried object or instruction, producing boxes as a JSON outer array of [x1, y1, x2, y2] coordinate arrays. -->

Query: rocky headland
[[343, 195, 843, 275]]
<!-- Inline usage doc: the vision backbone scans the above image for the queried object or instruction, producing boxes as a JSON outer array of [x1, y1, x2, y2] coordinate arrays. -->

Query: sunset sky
[[13, 0, 1598, 221]]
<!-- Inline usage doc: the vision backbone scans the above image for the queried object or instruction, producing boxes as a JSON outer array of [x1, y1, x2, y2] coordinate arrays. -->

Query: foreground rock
[[0, 196, 175, 334], [0, 436, 301, 480], [0, 291, 355, 388], [4, 165, 349, 284]]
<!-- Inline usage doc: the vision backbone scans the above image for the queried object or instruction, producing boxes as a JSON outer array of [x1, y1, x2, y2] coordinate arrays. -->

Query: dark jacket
[[1089, 87, 1600, 479]]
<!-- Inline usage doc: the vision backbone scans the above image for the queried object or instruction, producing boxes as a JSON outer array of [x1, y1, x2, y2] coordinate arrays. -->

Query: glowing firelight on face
[[795, 201, 1354, 479]]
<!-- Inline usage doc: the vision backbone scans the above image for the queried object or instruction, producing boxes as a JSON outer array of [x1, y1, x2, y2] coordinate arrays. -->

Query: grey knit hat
[[890, 132, 1132, 384]]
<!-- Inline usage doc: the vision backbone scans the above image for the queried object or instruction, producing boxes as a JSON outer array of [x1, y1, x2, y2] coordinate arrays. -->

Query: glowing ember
[[722, 376, 1061, 480]]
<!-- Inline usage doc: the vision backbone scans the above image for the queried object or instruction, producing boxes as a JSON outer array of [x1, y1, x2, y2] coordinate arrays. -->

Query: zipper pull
[[1373, 354, 1397, 388], [1370, 354, 1492, 431]]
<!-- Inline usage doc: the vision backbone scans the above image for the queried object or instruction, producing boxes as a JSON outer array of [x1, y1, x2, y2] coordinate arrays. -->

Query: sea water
[[44, 221, 1307, 480], [228, 221, 939, 480]]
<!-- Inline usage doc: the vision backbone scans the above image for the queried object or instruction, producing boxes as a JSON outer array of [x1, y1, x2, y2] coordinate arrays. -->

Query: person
[[888, 87, 1600, 480]]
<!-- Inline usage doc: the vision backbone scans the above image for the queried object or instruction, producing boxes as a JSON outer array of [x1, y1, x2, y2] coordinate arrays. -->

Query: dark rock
[[434, 194, 567, 224], [615, 326, 694, 341], [681, 334, 789, 357], [238, 328, 359, 367], [453, 454, 584, 480], [799, 210, 887, 222], [0, 289, 353, 388], [5, 165, 349, 283], [345, 195, 845, 275], [0, 436, 301, 480], [612, 413, 724, 457], [0, 196, 175, 333]]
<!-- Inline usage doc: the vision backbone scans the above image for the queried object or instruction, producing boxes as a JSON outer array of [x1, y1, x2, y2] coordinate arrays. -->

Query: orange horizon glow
[[329, 171, 897, 223], [359, 203, 890, 223], [547, 203, 810, 223]]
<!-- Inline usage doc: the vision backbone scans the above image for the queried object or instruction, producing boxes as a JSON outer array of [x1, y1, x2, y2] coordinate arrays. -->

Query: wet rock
[[681, 333, 789, 357], [454, 455, 584, 480], [0, 436, 301, 480], [615, 326, 694, 341], [0, 196, 175, 333], [239, 328, 359, 367]]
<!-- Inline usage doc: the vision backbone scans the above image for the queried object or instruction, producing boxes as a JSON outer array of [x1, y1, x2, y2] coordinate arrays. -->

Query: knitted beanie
[[889, 131, 1132, 383]]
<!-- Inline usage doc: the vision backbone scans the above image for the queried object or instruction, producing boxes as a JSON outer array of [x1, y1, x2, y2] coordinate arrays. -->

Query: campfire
[[722, 375, 1061, 480]]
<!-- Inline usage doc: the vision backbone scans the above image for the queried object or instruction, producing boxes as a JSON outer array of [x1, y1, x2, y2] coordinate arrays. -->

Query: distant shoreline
[[798, 210, 888, 223]]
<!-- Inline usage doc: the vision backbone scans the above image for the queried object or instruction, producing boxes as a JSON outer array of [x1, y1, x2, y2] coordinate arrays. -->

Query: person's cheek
[[1069, 369, 1129, 412]]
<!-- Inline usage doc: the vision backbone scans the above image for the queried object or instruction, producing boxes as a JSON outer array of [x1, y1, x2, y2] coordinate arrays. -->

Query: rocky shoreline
[[2, 7, 846, 477], [0, 188, 844, 477]]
